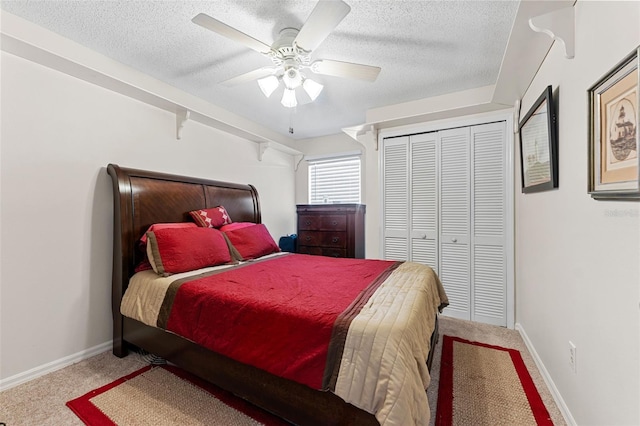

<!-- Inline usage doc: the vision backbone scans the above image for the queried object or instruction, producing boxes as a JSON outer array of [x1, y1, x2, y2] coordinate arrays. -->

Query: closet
[[382, 119, 513, 327]]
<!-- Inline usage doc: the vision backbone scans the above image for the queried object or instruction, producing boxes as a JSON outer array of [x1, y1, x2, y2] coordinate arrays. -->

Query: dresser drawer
[[298, 214, 347, 231], [297, 246, 323, 255], [319, 248, 347, 258], [298, 246, 347, 258], [298, 231, 347, 248]]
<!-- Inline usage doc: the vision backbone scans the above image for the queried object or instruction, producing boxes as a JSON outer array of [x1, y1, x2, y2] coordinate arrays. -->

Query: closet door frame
[[378, 110, 515, 328]]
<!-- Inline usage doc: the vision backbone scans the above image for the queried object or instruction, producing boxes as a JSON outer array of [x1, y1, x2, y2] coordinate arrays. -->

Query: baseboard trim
[[0, 341, 112, 392], [515, 322, 576, 426]]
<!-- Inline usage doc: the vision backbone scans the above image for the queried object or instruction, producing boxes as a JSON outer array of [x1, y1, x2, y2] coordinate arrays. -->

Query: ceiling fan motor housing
[[270, 28, 311, 67]]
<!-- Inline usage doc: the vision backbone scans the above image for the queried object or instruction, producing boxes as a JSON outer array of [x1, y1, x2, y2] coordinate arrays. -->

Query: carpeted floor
[[1, 316, 566, 425]]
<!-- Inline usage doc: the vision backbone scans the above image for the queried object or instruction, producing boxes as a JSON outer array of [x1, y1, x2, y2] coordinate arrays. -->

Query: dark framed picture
[[588, 47, 639, 201], [519, 85, 559, 193]]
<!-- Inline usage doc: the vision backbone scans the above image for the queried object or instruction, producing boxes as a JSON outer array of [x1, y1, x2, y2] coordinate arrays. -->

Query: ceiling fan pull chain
[[289, 108, 296, 134]]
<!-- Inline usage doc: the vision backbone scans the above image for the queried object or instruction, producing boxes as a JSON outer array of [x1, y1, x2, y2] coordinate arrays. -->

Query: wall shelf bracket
[[258, 142, 270, 161], [529, 5, 575, 59], [176, 109, 190, 140]]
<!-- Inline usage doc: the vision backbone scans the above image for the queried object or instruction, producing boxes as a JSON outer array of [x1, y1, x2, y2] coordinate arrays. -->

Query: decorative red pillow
[[224, 223, 280, 260], [220, 222, 255, 232], [189, 206, 232, 228], [136, 223, 198, 272], [146, 227, 232, 276]]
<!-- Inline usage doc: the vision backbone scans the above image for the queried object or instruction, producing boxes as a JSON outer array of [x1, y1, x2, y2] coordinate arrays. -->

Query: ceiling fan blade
[[311, 60, 381, 82], [294, 1, 351, 53], [192, 13, 272, 55], [220, 67, 278, 87]]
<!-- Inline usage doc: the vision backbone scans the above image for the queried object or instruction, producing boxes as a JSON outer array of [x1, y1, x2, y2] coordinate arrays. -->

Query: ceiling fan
[[192, 0, 381, 108]]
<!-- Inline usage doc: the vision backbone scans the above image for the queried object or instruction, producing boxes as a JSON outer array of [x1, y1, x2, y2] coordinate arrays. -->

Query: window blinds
[[308, 155, 361, 204]]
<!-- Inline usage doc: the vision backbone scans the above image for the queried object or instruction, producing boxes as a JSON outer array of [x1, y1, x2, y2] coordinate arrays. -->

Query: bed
[[107, 163, 448, 426]]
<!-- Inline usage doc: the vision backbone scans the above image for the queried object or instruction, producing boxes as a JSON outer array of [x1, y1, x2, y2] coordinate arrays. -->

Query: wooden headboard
[[107, 164, 261, 353]]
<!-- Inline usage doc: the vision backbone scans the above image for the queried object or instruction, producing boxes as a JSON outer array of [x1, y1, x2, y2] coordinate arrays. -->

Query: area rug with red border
[[66, 364, 290, 425], [435, 335, 553, 426]]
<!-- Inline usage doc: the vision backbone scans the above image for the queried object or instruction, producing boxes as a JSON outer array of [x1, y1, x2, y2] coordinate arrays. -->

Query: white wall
[[0, 51, 296, 382], [516, 2, 639, 425]]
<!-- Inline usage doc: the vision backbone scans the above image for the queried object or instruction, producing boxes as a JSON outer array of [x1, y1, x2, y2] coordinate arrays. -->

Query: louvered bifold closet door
[[439, 127, 471, 320], [472, 122, 507, 326], [410, 133, 438, 271], [382, 137, 409, 261]]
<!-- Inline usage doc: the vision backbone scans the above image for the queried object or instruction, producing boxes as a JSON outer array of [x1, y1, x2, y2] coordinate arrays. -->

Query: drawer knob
[[305, 220, 311, 226], [305, 236, 311, 241], [452, 238, 458, 243], [331, 220, 338, 226], [332, 237, 340, 243]]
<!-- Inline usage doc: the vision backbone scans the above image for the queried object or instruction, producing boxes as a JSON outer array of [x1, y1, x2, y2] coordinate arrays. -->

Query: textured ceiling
[[1, 0, 520, 140]]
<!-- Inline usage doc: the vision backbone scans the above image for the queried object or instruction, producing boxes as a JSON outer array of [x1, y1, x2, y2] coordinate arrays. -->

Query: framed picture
[[588, 47, 640, 201], [519, 85, 559, 193]]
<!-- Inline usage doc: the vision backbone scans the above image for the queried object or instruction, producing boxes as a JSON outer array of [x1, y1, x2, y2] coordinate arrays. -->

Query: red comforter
[[157, 253, 399, 389]]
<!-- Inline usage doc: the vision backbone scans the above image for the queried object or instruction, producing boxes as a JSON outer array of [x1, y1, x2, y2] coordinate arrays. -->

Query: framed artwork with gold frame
[[588, 47, 640, 200]]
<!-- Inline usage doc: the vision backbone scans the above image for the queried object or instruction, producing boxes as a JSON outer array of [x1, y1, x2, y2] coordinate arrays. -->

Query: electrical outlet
[[569, 341, 577, 373]]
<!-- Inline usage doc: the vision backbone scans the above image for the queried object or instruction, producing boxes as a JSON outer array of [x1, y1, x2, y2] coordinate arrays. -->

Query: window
[[308, 155, 361, 204]]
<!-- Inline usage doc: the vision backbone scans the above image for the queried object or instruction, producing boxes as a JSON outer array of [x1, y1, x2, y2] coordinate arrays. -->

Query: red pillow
[[189, 206, 232, 228], [136, 223, 198, 272], [146, 227, 231, 276], [220, 222, 255, 232], [224, 224, 280, 260]]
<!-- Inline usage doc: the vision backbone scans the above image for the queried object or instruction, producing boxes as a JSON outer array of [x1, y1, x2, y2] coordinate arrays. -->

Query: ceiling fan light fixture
[[281, 88, 298, 108], [257, 75, 279, 98], [303, 78, 323, 101], [282, 67, 302, 89]]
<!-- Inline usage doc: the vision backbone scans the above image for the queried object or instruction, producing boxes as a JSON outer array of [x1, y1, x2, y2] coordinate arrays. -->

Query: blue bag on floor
[[278, 234, 297, 252]]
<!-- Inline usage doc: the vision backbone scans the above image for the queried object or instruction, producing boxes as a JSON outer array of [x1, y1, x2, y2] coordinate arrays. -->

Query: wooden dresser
[[296, 204, 365, 259]]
